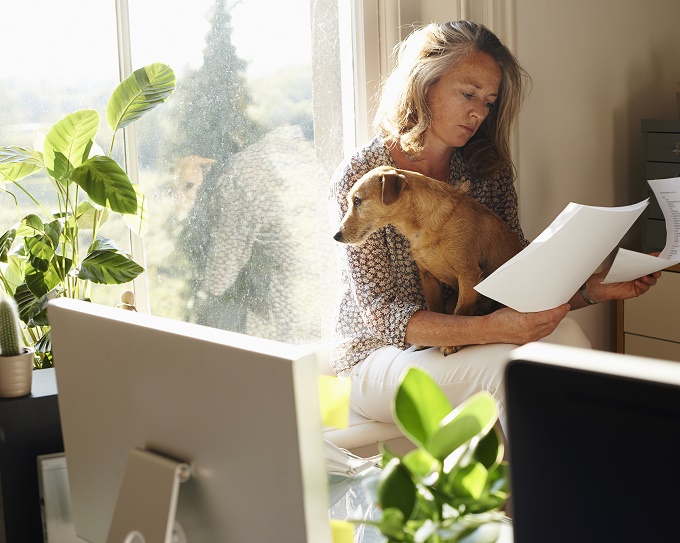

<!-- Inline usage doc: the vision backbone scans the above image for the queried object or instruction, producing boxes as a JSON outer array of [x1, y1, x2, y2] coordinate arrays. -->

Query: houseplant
[[360, 367, 509, 542], [0, 291, 34, 397], [0, 62, 176, 368]]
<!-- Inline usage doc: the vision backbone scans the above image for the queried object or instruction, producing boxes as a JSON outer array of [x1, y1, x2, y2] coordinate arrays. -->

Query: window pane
[[0, 1, 128, 308], [129, 0, 343, 343]]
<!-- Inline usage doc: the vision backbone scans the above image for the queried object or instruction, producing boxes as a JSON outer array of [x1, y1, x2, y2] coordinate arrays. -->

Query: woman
[[328, 21, 658, 432]]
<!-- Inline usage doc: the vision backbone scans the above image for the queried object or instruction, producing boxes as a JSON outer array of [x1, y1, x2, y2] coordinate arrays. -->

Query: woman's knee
[[541, 316, 591, 349]]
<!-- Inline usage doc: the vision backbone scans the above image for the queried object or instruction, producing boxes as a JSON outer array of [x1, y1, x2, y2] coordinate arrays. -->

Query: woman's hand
[[585, 258, 661, 305], [485, 303, 571, 345]]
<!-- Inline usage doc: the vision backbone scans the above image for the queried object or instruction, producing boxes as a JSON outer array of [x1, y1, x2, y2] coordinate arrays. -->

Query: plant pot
[[0, 348, 34, 398]]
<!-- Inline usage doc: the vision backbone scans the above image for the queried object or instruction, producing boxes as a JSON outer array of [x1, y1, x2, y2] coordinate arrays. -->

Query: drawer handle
[[674, 142, 680, 155]]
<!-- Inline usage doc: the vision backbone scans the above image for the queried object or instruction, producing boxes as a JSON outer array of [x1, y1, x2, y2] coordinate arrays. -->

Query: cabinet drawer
[[646, 161, 680, 181], [644, 218, 666, 252], [624, 334, 680, 362], [624, 270, 680, 342], [643, 188, 663, 220], [646, 133, 680, 163]]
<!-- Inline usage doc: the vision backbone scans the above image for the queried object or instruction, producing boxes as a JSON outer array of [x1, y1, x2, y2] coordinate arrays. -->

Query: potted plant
[[0, 63, 176, 368], [0, 291, 34, 397], [359, 367, 509, 542]]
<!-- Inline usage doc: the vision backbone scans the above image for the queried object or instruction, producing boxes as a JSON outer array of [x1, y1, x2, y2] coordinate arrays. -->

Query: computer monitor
[[48, 297, 331, 543], [505, 342, 680, 543]]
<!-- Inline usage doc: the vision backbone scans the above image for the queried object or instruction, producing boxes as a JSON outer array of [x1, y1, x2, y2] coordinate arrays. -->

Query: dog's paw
[[413, 344, 429, 352], [440, 345, 461, 356]]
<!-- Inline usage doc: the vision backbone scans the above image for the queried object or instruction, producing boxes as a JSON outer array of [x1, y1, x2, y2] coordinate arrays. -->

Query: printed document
[[475, 176, 680, 312], [603, 177, 680, 283]]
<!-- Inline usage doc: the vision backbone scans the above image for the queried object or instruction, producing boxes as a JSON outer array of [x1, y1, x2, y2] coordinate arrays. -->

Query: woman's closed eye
[[463, 92, 496, 110]]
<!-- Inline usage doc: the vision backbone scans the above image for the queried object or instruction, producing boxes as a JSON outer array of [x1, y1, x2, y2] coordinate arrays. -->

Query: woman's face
[[425, 50, 501, 150]]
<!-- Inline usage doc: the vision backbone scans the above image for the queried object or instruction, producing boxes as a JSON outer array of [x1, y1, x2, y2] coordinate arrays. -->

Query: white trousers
[[340, 317, 591, 434]]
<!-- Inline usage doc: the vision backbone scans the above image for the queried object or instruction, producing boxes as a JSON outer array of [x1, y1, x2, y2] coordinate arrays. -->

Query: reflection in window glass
[[130, 0, 343, 343]]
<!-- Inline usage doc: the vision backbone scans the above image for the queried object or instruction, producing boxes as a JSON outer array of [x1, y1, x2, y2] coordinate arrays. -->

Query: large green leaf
[[378, 458, 416, 520], [450, 462, 488, 500], [70, 156, 137, 214], [17, 214, 45, 237], [0, 228, 16, 262], [428, 393, 498, 461], [3, 254, 25, 294], [35, 329, 51, 355], [77, 249, 144, 284], [401, 448, 438, 482], [25, 260, 63, 298], [24, 236, 55, 272], [14, 283, 38, 324], [74, 201, 110, 230], [473, 427, 504, 470], [393, 367, 453, 450], [43, 110, 100, 182], [107, 63, 176, 133], [0, 146, 43, 182], [14, 283, 56, 327], [22, 218, 61, 273]]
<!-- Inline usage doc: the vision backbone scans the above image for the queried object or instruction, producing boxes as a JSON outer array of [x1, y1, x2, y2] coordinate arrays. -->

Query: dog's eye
[[353, 196, 361, 208]]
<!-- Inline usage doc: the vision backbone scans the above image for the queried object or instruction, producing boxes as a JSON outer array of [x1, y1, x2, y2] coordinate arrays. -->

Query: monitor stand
[[106, 448, 192, 543]]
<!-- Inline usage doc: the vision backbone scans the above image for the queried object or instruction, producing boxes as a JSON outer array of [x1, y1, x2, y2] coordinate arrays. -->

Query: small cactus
[[0, 292, 24, 357]]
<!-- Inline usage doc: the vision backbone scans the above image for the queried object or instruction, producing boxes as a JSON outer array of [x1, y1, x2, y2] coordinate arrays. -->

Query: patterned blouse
[[328, 136, 528, 373]]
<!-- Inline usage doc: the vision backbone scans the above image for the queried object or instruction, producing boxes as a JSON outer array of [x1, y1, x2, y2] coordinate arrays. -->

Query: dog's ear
[[381, 171, 406, 205]]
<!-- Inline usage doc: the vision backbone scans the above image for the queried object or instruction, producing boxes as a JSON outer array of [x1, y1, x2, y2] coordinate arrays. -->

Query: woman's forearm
[[404, 304, 571, 348]]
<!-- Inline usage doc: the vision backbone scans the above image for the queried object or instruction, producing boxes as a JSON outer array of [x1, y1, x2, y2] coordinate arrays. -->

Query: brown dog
[[333, 165, 522, 354]]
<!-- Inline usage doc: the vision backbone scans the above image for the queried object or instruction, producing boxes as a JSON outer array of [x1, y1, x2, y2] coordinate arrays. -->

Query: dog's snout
[[333, 231, 343, 242]]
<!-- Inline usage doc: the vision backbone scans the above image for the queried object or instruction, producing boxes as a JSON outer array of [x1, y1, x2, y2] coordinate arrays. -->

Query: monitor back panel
[[506, 356, 680, 543], [49, 298, 330, 543]]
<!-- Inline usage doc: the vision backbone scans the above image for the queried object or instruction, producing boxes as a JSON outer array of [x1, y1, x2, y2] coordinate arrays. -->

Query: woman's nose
[[470, 100, 486, 119]]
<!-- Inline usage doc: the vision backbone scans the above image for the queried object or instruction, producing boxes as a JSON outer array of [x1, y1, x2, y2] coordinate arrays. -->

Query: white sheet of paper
[[603, 248, 675, 283], [603, 177, 680, 283], [474, 200, 649, 312]]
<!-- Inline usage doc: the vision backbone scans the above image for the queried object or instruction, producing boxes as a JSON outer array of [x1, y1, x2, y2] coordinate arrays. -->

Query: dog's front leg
[[451, 265, 482, 317], [419, 268, 465, 356], [410, 268, 446, 352], [419, 268, 446, 314]]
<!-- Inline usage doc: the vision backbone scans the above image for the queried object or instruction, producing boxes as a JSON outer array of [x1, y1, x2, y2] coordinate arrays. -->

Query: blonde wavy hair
[[374, 21, 530, 178]]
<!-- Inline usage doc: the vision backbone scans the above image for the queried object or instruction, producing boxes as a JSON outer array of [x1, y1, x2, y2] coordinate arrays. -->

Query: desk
[[328, 467, 513, 543]]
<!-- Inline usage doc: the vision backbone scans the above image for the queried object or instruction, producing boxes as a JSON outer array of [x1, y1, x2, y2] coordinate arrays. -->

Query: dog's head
[[333, 166, 406, 245]]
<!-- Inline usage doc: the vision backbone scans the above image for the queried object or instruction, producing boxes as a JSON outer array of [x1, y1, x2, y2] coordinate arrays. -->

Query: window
[[1, 0, 347, 346], [127, 0, 344, 344]]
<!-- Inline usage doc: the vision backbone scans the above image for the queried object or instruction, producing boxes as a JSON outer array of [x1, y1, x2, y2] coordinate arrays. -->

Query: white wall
[[515, 0, 680, 350]]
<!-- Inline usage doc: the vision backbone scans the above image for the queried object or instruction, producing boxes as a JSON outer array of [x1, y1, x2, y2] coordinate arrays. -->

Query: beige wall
[[515, 0, 680, 350]]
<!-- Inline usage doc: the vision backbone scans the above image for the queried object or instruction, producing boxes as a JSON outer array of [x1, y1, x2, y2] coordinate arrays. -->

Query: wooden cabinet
[[618, 119, 680, 361]]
